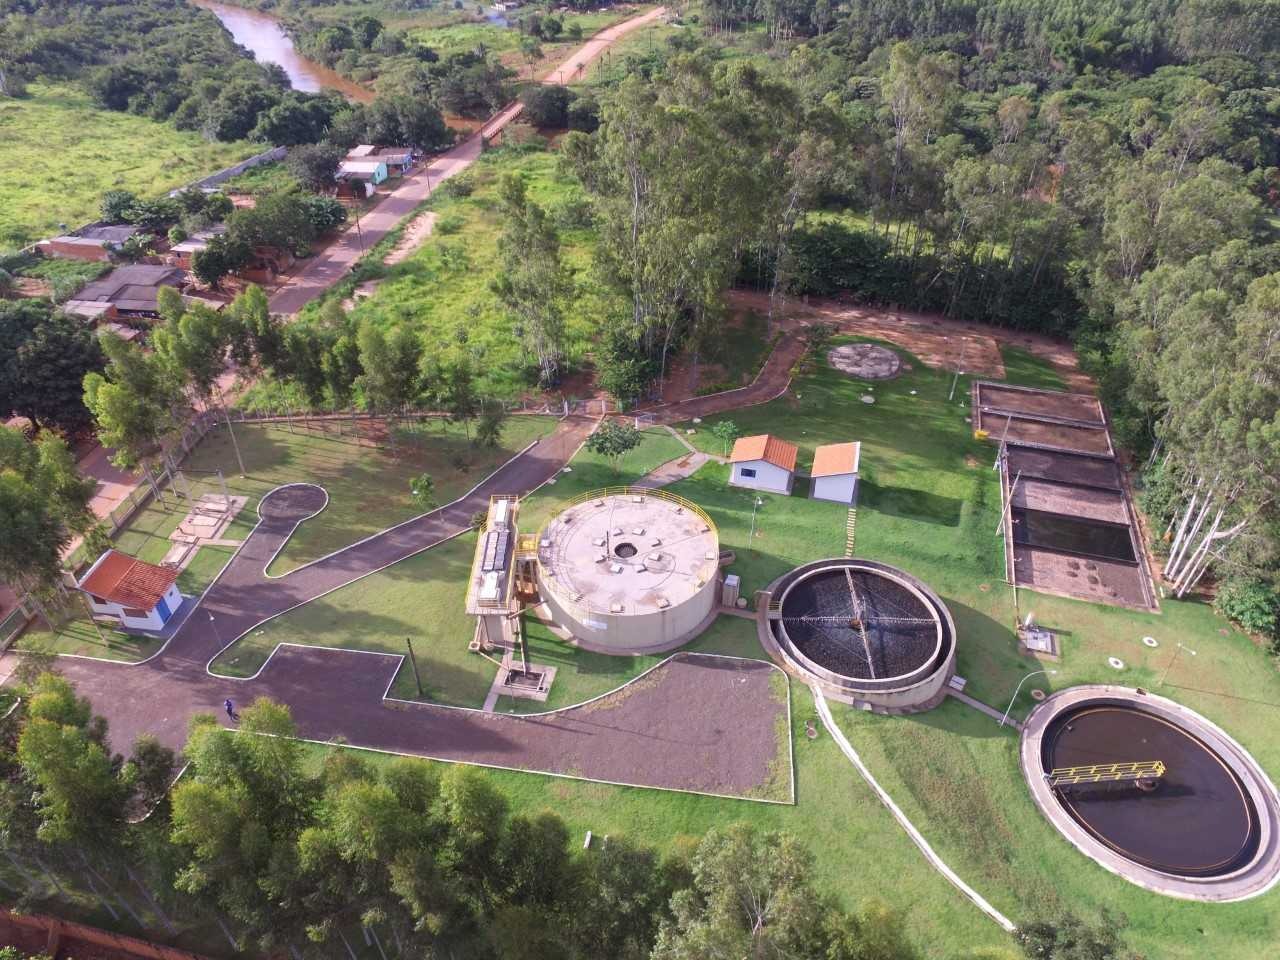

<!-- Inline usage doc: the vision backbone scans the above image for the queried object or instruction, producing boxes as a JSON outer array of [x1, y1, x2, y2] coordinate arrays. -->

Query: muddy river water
[[192, 0, 373, 101]]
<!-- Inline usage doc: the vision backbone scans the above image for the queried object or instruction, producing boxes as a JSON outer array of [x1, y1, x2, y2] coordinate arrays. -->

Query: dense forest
[[552, 0, 1280, 631], [0, 0, 348, 142]]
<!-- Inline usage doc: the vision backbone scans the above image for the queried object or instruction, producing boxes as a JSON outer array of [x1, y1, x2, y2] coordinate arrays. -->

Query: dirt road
[[268, 6, 667, 316]]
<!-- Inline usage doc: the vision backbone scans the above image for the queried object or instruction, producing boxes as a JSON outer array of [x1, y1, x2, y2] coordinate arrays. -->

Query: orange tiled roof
[[811, 442, 861, 477], [729, 434, 798, 471], [79, 550, 178, 610]]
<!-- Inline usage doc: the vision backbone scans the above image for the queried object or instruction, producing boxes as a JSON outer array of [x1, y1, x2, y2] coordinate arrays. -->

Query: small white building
[[810, 442, 861, 504], [728, 434, 798, 495], [77, 549, 184, 633]]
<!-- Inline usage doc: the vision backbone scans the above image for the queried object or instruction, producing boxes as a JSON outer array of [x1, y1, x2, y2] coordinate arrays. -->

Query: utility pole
[[405, 637, 423, 696]]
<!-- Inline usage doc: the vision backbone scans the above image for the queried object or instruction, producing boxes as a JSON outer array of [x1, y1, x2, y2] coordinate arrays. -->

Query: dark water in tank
[[1043, 705, 1259, 876]]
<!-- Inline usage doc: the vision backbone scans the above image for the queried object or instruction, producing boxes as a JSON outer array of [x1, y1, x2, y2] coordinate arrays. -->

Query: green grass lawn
[[24, 417, 554, 662], [318, 146, 616, 400], [219, 160, 300, 195], [176, 544, 237, 596], [209, 427, 694, 699], [172, 416, 553, 576], [999, 345, 1068, 390], [0, 83, 258, 249]]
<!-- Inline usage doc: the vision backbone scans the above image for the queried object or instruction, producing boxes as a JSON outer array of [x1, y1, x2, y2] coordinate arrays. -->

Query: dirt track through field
[[16, 415, 790, 800]]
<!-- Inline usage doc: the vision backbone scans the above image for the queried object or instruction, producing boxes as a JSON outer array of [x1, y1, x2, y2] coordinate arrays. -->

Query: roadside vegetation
[[0, 83, 259, 248]]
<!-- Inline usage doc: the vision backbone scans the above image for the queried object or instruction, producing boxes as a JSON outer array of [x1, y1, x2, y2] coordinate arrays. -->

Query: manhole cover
[[1108, 656, 1125, 670], [1142, 636, 1159, 648], [1031, 688, 1047, 701], [828, 343, 902, 379]]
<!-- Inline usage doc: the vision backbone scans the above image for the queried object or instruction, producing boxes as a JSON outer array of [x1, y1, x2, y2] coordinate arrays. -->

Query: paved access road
[[268, 6, 668, 316], [12, 415, 789, 800]]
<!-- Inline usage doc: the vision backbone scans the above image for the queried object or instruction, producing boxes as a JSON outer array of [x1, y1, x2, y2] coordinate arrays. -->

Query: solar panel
[[481, 530, 511, 572]]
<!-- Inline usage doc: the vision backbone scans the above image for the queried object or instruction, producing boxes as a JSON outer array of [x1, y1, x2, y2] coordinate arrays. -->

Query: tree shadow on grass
[[860, 479, 963, 527]]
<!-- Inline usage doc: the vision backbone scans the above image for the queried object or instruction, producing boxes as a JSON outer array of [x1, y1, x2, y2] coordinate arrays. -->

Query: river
[[192, 0, 373, 102]]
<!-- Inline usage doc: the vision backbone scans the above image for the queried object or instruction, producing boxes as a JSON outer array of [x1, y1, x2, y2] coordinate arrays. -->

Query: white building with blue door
[[77, 549, 185, 633]]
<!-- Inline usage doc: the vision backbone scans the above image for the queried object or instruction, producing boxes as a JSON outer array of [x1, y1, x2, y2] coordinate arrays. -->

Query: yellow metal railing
[[1047, 760, 1165, 787]]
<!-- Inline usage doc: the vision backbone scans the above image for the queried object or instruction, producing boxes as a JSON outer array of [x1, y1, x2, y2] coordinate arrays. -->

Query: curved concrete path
[[12, 416, 791, 800]]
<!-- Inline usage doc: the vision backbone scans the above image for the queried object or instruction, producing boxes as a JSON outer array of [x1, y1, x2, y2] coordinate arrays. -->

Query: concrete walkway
[[948, 688, 1021, 730], [633, 452, 711, 489]]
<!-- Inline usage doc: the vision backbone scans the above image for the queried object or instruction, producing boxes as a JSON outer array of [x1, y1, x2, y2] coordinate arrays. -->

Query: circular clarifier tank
[[767, 558, 956, 711], [1022, 687, 1280, 900], [535, 489, 720, 653]]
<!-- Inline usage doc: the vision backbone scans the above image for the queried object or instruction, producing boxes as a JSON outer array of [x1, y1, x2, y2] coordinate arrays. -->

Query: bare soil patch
[[977, 383, 1103, 423]]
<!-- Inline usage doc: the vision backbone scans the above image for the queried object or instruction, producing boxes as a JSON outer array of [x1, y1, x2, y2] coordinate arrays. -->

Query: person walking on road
[[224, 698, 239, 722]]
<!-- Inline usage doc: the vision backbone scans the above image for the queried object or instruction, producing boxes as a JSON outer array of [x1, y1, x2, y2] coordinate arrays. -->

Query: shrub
[[1214, 579, 1280, 643]]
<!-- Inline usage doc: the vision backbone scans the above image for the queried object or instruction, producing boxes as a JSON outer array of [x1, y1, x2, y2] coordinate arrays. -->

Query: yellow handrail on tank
[[1047, 760, 1165, 787]]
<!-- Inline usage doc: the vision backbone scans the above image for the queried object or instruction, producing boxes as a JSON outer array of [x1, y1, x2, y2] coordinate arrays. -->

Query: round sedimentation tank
[[536, 488, 720, 653], [1021, 686, 1280, 900], [766, 558, 956, 711]]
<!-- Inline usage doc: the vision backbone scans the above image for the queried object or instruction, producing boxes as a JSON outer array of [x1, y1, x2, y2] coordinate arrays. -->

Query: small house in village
[[375, 149, 415, 175], [344, 146, 414, 179], [728, 434, 798, 495], [77, 549, 185, 634], [336, 159, 388, 198], [63, 264, 185, 322], [36, 224, 143, 262], [809, 442, 861, 504], [168, 226, 227, 271]]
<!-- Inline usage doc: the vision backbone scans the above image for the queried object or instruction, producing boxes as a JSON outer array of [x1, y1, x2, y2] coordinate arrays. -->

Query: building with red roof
[[77, 549, 185, 633], [728, 433, 799, 495]]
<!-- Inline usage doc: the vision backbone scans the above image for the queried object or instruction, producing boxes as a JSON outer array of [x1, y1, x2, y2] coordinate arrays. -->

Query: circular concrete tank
[[767, 558, 956, 712], [536, 488, 720, 653]]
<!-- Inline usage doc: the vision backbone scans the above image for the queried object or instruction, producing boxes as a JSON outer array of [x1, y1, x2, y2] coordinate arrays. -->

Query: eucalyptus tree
[[492, 173, 571, 387]]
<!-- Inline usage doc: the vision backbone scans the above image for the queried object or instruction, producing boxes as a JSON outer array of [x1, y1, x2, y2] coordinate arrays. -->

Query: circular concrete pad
[[828, 343, 903, 380]]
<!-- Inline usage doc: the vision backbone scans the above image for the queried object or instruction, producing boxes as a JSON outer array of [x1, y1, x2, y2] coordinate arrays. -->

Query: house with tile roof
[[77, 549, 185, 633], [728, 434, 798, 495], [810, 442, 861, 503]]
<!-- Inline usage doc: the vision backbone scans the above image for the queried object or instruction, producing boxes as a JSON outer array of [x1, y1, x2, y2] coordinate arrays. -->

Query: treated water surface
[[1044, 705, 1259, 876]]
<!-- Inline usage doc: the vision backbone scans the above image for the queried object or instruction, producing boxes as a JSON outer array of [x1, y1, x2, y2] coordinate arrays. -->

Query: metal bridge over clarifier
[[1047, 760, 1166, 788]]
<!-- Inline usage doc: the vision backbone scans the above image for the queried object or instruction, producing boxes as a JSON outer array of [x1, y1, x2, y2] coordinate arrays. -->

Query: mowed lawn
[[210, 427, 695, 702], [20, 418, 555, 661], [0, 83, 258, 248]]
